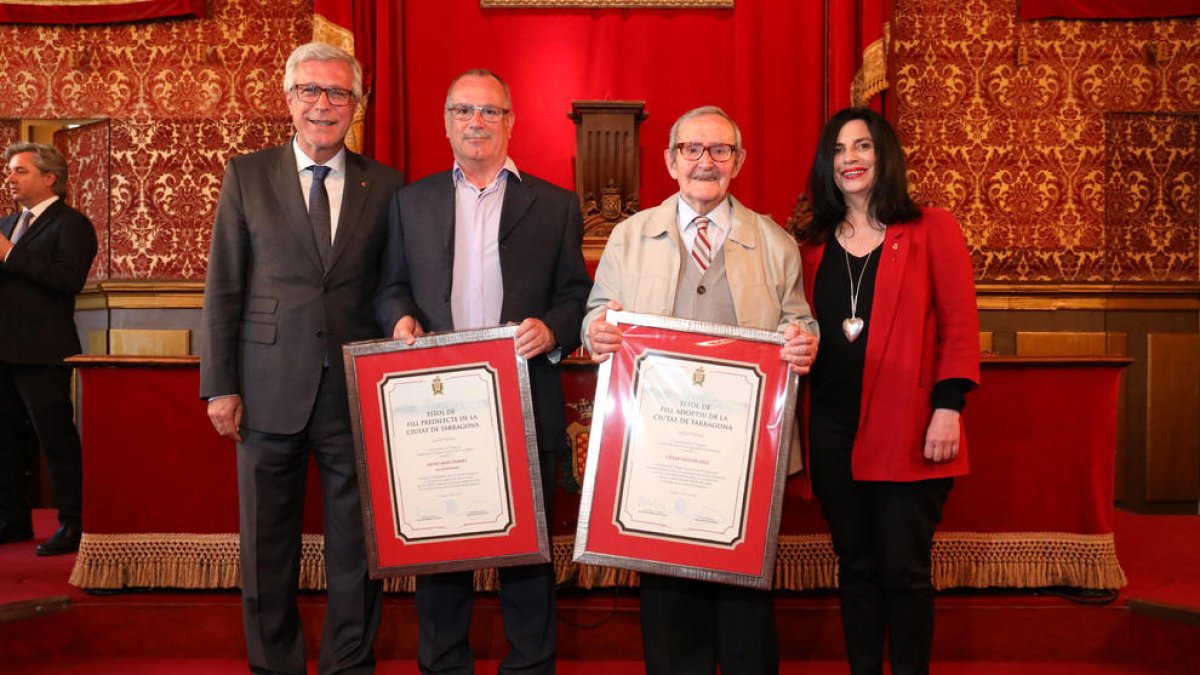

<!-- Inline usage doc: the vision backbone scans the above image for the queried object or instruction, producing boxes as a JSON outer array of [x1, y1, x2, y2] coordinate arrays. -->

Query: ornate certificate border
[[482, 0, 732, 7], [574, 310, 798, 589], [344, 326, 549, 578]]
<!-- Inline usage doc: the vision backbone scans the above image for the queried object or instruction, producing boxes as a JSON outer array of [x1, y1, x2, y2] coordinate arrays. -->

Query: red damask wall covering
[[893, 0, 1200, 281], [0, 0, 1195, 283], [0, 0, 304, 280]]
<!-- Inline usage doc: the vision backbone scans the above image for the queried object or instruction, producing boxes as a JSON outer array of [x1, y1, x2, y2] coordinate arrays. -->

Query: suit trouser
[[810, 415, 952, 675], [416, 450, 558, 675], [0, 362, 83, 530], [639, 573, 779, 675], [237, 368, 381, 675]]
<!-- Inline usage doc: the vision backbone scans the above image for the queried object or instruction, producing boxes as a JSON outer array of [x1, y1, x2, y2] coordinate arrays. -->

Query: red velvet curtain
[[0, 0, 202, 24], [399, 1, 826, 226], [1020, 0, 1200, 19], [314, 0, 406, 172], [328, 0, 889, 221]]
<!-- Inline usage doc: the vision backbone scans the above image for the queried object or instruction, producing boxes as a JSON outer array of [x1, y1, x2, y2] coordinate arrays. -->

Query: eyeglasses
[[446, 104, 510, 122], [291, 84, 354, 107], [674, 143, 738, 162]]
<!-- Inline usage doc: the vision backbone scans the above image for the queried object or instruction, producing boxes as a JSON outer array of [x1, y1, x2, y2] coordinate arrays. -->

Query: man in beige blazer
[[582, 106, 818, 675]]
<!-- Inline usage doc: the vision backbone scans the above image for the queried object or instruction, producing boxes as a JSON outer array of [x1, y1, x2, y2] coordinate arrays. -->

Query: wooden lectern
[[569, 100, 646, 260]]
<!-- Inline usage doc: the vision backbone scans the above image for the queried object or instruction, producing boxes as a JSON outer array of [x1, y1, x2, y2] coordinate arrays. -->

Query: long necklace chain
[[838, 220, 882, 343], [843, 242, 873, 321]]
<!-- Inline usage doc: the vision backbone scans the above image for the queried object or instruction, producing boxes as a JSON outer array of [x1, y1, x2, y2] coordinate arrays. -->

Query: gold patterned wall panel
[[57, 120, 111, 281], [0, 0, 311, 280], [109, 119, 294, 278], [893, 0, 1200, 281], [1105, 113, 1199, 281]]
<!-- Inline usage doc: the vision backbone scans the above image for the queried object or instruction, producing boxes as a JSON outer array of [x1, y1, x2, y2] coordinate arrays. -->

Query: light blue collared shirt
[[451, 158, 521, 330]]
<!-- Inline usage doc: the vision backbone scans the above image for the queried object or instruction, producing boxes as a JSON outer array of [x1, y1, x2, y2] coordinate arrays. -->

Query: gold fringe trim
[[851, 22, 890, 107], [931, 531, 1127, 590], [312, 13, 367, 154], [68, 532, 323, 590], [70, 531, 1126, 592]]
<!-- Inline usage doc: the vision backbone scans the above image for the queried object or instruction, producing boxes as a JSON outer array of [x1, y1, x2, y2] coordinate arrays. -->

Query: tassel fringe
[[69, 531, 1125, 592]]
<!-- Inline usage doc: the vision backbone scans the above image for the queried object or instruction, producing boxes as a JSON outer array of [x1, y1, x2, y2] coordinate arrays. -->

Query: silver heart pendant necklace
[[841, 237, 874, 343]]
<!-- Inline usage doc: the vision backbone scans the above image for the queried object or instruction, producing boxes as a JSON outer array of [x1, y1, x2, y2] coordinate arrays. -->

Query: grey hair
[[283, 42, 363, 99], [445, 68, 512, 110], [3, 142, 68, 198], [667, 106, 743, 160]]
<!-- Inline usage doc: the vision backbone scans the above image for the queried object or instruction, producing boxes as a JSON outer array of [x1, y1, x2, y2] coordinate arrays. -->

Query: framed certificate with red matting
[[574, 311, 799, 589], [344, 326, 549, 578]]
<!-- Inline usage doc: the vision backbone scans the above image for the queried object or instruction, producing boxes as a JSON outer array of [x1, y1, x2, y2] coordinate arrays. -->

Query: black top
[[810, 235, 880, 429], [810, 235, 970, 434]]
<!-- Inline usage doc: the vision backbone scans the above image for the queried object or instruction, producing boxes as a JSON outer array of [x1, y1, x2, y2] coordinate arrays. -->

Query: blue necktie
[[309, 165, 332, 268]]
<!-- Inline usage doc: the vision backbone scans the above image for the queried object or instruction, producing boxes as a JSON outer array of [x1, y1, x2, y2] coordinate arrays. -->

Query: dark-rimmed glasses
[[674, 142, 738, 162], [446, 104, 510, 122], [291, 84, 354, 107]]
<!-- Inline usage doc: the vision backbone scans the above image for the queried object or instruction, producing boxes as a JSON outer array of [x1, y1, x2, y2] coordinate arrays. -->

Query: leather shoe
[[36, 525, 81, 556], [0, 522, 34, 544]]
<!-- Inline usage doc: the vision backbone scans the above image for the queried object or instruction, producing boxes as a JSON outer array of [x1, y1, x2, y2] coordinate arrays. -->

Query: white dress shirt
[[292, 138, 347, 242]]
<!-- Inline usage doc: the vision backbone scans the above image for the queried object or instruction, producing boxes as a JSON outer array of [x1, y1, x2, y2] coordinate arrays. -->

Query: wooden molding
[[976, 282, 1200, 311], [77, 280, 206, 311], [67, 354, 199, 367]]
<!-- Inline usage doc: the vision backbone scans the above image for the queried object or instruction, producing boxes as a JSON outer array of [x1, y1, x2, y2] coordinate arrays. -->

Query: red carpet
[[1, 508, 1197, 672], [0, 510, 74, 609], [0, 659, 1186, 674]]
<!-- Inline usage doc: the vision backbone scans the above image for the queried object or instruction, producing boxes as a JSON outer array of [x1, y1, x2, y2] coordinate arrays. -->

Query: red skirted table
[[67, 354, 1130, 592]]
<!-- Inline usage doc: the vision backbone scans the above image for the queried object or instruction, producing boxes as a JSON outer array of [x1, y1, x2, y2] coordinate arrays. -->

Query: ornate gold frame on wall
[[481, 0, 732, 7]]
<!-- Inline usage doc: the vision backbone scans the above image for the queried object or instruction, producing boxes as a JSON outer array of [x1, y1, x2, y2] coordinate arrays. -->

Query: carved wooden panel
[[571, 101, 646, 248]]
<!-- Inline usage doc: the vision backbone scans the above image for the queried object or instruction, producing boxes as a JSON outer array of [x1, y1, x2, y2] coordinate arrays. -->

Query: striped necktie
[[691, 216, 712, 272], [10, 210, 32, 244]]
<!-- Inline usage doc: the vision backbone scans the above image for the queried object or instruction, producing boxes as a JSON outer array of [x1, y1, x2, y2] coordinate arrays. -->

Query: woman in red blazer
[[797, 107, 980, 675]]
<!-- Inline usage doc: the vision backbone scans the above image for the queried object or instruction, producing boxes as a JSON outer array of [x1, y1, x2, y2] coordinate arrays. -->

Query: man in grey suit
[[375, 68, 591, 675], [199, 42, 403, 675]]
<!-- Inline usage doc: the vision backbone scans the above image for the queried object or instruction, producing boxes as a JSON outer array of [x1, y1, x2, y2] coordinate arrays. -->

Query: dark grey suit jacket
[[374, 169, 591, 453], [199, 143, 404, 434], [0, 200, 97, 365]]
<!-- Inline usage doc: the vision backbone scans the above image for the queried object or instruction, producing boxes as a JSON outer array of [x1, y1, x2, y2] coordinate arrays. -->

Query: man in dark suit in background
[[199, 42, 403, 675], [0, 142, 97, 557], [375, 68, 591, 675]]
